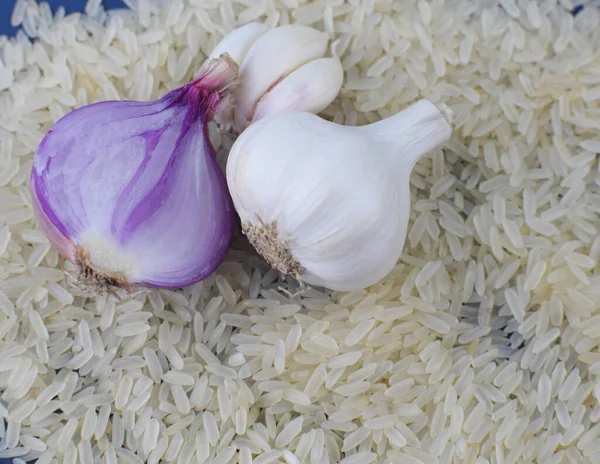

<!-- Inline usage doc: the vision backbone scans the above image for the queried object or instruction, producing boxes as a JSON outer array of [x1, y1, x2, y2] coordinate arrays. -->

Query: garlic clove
[[209, 22, 269, 66], [252, 57, 343, 123], [234, 24, 330, 131]]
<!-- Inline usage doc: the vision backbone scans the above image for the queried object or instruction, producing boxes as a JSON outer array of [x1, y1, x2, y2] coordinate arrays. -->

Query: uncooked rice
[[0, 0, 599, 462]]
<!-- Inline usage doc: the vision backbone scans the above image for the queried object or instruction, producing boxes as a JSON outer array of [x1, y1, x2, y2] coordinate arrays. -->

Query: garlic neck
[[366, 99, 454, 173]]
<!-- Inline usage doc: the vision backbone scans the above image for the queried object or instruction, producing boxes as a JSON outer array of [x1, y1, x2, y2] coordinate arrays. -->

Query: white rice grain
[[1, 1, 600, 463]]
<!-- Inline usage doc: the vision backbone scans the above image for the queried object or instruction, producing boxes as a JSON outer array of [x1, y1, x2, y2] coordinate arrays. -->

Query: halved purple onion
[[30, 55, 238, 291]]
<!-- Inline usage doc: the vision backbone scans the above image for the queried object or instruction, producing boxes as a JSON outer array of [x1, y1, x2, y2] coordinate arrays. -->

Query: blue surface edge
[[1, 0, 127, 38]]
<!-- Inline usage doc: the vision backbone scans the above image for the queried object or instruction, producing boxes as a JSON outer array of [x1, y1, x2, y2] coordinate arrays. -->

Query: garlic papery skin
[[210, 24, 342, 132], [31, 55, 238, 292], [226, 99, 454, 291]]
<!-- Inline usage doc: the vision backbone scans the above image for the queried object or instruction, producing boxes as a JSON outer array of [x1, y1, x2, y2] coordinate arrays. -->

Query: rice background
[[0, 0, 599, 463]]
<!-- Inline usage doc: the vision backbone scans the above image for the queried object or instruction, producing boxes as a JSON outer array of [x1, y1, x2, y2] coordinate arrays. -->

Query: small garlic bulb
[[226, 100, 454, 291], [209, 23, 343, 131]]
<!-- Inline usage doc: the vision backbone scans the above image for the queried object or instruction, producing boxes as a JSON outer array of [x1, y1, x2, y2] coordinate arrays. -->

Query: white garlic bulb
[[209, 23, 343, 131], [226, 99, 454, 291]]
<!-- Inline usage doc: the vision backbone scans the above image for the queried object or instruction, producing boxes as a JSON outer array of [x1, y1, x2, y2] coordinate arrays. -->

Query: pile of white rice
[[0, 0, 599, 462]]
